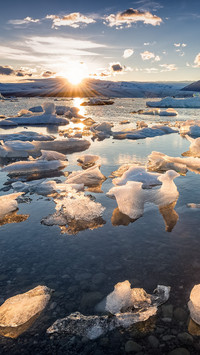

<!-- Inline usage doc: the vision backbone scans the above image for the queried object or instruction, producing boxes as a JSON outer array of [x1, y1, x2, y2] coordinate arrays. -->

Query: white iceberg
[[188, 284, 200, 325], [0, 102, 70, 126], [1, 159, 68, 175], [113, 125, 177, 140], [112, 165, 161, 188], [108, 170, 179, 219], [47, 282, 170, 339], [148, 151, 200, 174], [0, 192, 23, 219], [147, 96, 200, 108], [67, 165, 105, 186], [139, 108, 178, 116], [0, 131, 55, 142], [183, 136, 200, 157]]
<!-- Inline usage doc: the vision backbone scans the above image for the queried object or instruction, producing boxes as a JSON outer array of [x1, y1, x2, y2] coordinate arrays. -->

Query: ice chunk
[[147, 96, 200, 108], [108, 170, 179, 219], [112, 165, 161, 188], [2, 159, 68, 175], [81, 98, 114, 106], [136, 121, 148, 129], [33, 138, 90, 154], [148, 151, 200, 174], [159, 109, 178, 116], [113, 125, 177, 140], [0, 131, 55, 142], [0, 285, 52, 338], [183, 136, 200, 157], [42, 192, 105, 234], [47, 284, 170, 339], [91, 122, 113, 133], [29, 105, 43, 113], [0, 140, 35, 158], [17, 109, 33, 117], [38, 150, 67, 161], [187, 203, 200, 209], [188, 284, 200, 325], [77, 154, 100, 168], [55, 105, 82, 118], [0, 192, 23, 218], [67, 165, 105, 186]]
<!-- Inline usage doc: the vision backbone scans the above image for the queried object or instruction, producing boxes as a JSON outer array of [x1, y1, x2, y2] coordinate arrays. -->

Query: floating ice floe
[[55, 105, 82, 118], [112, 164, 161, 188], [12, 179, 84, 196], [187, 203, 200, 209], [91, 122, 114, 140], [1, 159, 68, 175], [182, 136, 200, 157], [108, 170, 179, 219], [29, 105, 43, 113], [42, 191, 105, 234], [147, 96, 200, 108], [33, 138, 91, 155], [138, 108, 178, 116], [37, 150, 67, 161], [0, 102, 69, 126], [147, 151, 200, 174], [0, 140, 35, 158], [77, 154, 100, 168], [136, 121, 148, 129], [47, 281, 170, 340], [0, 131, 55, 142], [188, 284, 200, 325], [0, 192, 24, 219], [67, 165, 105, 186], [17, 109, 33, 117], [81, 98, 114, 106], [178, 120, 200, 137], [0, 285, 52, 338], [112, 125, 177, 140]]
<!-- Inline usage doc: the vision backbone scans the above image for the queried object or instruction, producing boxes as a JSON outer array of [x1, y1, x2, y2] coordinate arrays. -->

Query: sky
[[0, 0, 200, 83]]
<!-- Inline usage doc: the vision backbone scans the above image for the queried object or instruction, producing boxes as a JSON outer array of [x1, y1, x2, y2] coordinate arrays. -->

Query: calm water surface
[[0, 98, 200, 354]]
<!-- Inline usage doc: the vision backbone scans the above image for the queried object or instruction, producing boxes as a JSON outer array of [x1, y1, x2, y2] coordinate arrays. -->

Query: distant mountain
[[182, 80, 200, 92], [0, 78, 194, 98]]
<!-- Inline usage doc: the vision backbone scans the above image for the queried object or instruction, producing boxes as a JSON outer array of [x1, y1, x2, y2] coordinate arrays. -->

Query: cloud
[[194, 53, 200, 67], [8, 17, 39, 25], [123, 49, 134, 58], [154, 55, 161, 61], [140, 50, 155, 60], [160, 64, 177, 72], [0, 65, 32, 76], [174, 43, 187, 47], [104, 8, 162, 28], [42, 70, 56, 77], [110, 63, 124, 72], [46, 13, 95, 28]]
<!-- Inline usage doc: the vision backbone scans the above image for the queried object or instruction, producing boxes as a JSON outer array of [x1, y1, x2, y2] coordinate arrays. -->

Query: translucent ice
[[77, 154, 100, 168], [112, 165, 161, 188], [38, 150, 67, 161], [67, 166, 105, 186], [0, 192, 23, 219], [188, 285, 200, 325], [2, 159, 68, 175]]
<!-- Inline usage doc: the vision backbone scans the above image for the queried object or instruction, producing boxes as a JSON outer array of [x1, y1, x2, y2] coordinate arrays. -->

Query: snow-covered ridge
[[0, 78, 193, 98]]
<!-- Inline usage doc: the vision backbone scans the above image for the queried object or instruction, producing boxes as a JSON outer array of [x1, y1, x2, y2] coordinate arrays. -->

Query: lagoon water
[[0, 98, 200, 354]]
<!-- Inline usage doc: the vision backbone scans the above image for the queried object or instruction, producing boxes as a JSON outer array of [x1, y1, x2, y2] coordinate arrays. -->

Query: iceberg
[[0, 131, 55, 142], [182, 136, 200, 157], [33, 138, 90, 154], [138, 108, 178, 116], [1, 159, 68, 175], [37, 150, 67, 161], [108, 170, 179, 219], [47, 282, 170, 339], [0, 192, 24, 219], [66, 165, 105, 186], [147, 151, 200, 174], [41, 191, 105, 234], [0, 102, 70, 126], [81, 98, 114, 106], [0, 140, 35, 158], [147, 96, 200, 108], [113, 125, 177, 140], [188, 284, 200, 325], [77, 154, 100, 168], [0, 286, 52, 338], [112, 165, 161, 188]]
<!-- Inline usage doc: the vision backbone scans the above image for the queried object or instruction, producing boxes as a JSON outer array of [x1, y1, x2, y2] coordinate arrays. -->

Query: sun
[[61, 62, 89, 86]]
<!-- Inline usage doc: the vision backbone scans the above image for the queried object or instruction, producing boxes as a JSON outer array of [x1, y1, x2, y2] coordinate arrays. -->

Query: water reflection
[[188, 318, 200, 336], [111, 208, 137, 226], [0, 211, 29, 227], [59, 216, 106, 235], [73, 98, 86, 117], [159, 201, 179, 232]]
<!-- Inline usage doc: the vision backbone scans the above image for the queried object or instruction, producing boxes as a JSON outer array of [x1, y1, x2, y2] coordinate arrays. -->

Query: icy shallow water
[[1, 98, 200, 354]]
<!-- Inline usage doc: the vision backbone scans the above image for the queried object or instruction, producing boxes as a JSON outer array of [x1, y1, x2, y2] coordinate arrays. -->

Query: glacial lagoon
[[0, 97, 200, 354]]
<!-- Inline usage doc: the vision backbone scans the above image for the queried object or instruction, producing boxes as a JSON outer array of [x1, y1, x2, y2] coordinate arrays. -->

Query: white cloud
[[174, 43, 187, 48], [46, 13, 95, 28], [154, 55, 161, 61], [140, 50, 155, 60], [160, 64, 177, 72], [123, 49, 134, 58], [194, 53, 200, 67], [8, 17, 39, 25], [104, 8, 162, 28]]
